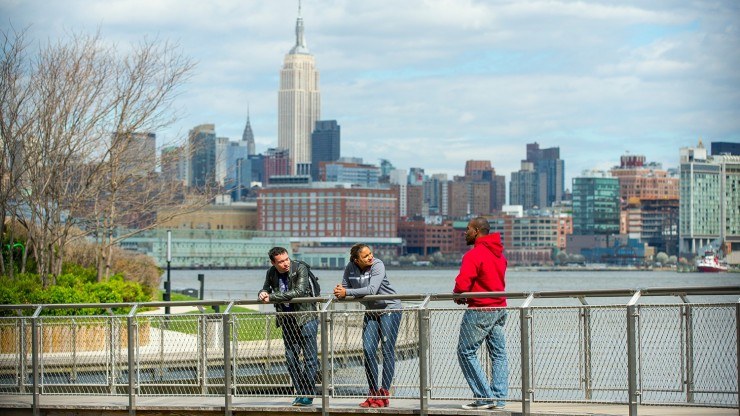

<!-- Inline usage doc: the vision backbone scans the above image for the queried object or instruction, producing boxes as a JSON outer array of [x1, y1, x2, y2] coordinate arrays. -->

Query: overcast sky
[[2, 0, 739, 187]]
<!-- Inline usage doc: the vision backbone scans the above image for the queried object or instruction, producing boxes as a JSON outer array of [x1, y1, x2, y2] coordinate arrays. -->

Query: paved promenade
[[0, 394, 736, 415]]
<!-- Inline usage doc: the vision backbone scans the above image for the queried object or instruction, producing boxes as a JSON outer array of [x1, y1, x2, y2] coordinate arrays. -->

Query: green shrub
[[0, 269, 152, 316], [60, 264, 97, 284]]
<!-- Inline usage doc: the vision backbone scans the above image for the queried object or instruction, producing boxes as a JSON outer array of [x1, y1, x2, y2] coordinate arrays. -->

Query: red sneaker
[[359, 390, 381, 408], [377, 388, 390, 407]]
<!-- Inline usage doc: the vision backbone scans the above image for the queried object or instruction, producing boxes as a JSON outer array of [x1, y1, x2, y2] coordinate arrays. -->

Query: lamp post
[[165, 230, 172, 315]]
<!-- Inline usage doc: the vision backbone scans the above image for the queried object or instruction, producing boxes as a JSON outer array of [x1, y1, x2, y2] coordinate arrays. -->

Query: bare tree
[[2, 28, 214, 284], [20, 31, 116, 285], [85, 38, 203, 280], [0, 27, 33, 277]]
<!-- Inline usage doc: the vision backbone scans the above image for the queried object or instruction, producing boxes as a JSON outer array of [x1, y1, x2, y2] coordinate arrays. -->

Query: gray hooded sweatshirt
[[342, 258, 401, 310]]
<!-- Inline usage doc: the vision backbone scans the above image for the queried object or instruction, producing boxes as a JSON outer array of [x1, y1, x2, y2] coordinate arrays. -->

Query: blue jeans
[[281, 316, 319, 396], [362, 310, 402, 391], [457, 308, 508, 406]]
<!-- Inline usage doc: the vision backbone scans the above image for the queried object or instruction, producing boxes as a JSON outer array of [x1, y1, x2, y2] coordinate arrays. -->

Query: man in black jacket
[[258, 247, 319, 406]]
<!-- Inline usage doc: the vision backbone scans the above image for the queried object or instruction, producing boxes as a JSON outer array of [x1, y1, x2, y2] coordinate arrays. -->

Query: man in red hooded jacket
[[453, 216, 508, 410]]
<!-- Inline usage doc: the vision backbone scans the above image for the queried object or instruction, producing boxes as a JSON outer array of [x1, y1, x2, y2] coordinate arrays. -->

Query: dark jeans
[[362, 310, 402, 391], [281, 316, 319, 396]]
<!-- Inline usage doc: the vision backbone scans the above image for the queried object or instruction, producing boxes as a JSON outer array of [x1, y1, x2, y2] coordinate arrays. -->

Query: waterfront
[[2, 271, 737, 414], [163, 268, 740, 305]]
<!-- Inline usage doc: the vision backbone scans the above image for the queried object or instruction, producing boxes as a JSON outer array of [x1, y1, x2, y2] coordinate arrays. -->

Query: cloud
[[2, 0, 739, 189]]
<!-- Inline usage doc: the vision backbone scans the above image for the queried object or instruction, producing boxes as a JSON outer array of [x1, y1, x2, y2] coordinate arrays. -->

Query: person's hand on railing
[[258, 291, 270, 303], [333, 284, 347, 299], [453, 296, 468, 305]]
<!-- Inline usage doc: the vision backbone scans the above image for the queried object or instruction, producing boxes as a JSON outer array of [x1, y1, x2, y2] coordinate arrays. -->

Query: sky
[[2, 0, 739, 187]]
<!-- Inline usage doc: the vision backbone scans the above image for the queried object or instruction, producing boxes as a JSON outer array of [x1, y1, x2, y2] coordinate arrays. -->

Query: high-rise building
[[640, 198, 679, 255], [408, 167, 425, 186], [242, 109, 256, 156], [321, 160, 379, 187], [610, 154, 678, 202], [468, 182, 491, 216], [160, 145, 184, 184], [111, 132, 156, 177], [490, 175, 506, 213], [464, 160, 492, 179], [232, 154, 265, 199], [423, 173, 448, 216], [263, 148, 291, 186], [679, 139, 740, 256], [379, 159, 395, 183], [311, 120, 340, 181], [389, 169, 407, 218], [447, 179, 468, 218], [711, 141, 740, 156], [225, 141, 249, 192], [215, 136, 230, 187], [572, 173, 620, 236], [463, 160, 505, 214], [406, 185, 424, 218], [486, 214, 559, 265], [510, 161, 545, 210], [278, 4, 320, 176], [188, 124, 217, 189], [526, 142, 565, 208]]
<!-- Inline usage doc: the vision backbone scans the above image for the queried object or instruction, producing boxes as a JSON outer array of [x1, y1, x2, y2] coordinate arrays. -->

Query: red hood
[[476, 233, 503, 257]]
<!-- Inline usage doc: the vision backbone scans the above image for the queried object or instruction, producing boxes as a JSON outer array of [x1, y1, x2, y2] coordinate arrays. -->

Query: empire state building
[[278, 4, 320, 176]]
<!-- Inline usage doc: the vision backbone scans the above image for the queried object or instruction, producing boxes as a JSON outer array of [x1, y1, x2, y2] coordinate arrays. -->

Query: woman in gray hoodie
[[333, 243, 402, 408]]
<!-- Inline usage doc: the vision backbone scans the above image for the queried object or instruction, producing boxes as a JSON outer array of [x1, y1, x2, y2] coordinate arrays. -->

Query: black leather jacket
[[259, 260, 318, 328]]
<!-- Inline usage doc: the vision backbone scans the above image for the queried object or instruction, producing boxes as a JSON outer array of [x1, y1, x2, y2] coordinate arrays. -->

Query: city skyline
[[2, 0, 738, 186]]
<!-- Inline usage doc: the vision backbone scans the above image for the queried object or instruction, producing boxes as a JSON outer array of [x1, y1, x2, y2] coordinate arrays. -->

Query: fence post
[[222, 302, 234, 416], [127, 305, 138, 416], [109, 314, 116, 394], [418, 295, 431, 416], [199, 314, 207, 395], [31, 306, 42, 416], [71, 318, 77, 384], [320, 298, 333, 416], [520, 294, 534, 416], [680, 296, 694, 404], [19, 315, 27, 394], [627, 291, 641, 416], [578, 296, 592, 401], [158, 316, 165, 381], [267, 314, 274, 373]]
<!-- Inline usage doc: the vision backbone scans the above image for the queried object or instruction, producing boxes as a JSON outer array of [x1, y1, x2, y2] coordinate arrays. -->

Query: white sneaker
[[461, 401, 495, 410]]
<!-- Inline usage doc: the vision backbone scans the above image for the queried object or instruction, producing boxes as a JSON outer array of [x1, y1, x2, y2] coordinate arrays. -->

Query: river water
[[156, 267, 740, 403], [162, 268, 739, 305]]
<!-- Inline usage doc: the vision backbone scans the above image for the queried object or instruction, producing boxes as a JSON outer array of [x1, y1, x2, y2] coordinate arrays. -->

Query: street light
[[165, 230, 172, 315]]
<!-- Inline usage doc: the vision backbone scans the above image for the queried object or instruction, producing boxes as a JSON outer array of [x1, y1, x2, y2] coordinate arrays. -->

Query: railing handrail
[[0, 285, 737, 416], [1, 284, 738, 312]]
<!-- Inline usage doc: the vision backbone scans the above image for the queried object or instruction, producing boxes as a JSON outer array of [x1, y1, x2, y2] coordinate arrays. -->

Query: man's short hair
[[472, 217, 490, 235], [268, 246, 288, 262]]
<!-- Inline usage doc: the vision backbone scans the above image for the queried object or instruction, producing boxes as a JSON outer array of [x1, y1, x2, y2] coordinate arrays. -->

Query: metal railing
[[0, 285, 738, 416]]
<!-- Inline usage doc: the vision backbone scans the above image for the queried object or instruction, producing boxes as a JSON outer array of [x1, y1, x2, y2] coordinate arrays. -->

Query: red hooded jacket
[[453, 233, 507, 308]]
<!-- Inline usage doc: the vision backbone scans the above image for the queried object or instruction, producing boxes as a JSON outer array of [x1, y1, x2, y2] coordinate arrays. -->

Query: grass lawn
[[150, 293, 282, 341]]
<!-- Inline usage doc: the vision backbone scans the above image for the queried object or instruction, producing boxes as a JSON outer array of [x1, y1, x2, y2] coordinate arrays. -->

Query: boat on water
[[696, 249, 729, 273]]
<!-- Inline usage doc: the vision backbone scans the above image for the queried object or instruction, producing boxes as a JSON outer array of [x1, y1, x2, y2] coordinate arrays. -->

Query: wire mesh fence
[[0, 289, 737, 415]]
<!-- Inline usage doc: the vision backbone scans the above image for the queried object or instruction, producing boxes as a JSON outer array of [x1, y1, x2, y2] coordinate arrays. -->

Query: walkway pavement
[[0, 394, 735, 415]]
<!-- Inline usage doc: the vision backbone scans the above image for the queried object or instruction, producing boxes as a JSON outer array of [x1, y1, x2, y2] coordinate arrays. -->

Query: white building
[[278, 4, 320, 176]]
